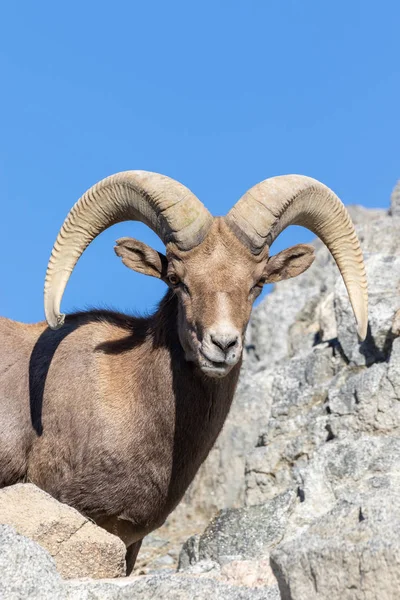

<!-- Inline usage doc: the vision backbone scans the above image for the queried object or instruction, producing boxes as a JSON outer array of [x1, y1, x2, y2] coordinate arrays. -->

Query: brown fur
[[0, 219, 314, 571]]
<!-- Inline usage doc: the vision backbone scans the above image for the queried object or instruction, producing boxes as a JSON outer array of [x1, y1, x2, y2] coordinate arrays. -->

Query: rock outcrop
[[389, 179, 400, 216], [0, 484, 126, 579], [270, 438, 400, 598], [0, 525, 65, 599], [0, 524, 279, 599]]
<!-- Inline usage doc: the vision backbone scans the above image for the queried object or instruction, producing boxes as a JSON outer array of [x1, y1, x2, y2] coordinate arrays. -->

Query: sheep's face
[[115, 218, 315, 378]]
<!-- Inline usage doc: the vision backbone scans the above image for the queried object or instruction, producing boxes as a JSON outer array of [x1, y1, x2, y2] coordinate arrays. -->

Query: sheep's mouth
[[198, 350, 232, 378]]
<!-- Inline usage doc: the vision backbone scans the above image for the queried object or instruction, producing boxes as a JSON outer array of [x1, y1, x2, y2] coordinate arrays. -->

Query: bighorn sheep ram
[[0, 171, 368, 571]]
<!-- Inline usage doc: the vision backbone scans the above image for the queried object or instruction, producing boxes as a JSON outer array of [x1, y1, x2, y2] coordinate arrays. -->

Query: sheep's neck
[[146, 290, 241, 513]]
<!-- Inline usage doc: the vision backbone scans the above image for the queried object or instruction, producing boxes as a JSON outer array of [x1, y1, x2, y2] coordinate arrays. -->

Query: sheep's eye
[[168, 274, 180, 286]]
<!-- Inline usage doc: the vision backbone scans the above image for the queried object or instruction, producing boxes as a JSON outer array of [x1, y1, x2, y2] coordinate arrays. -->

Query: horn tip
[[47, 313, 66, 331], [357, 320, 368, 342]]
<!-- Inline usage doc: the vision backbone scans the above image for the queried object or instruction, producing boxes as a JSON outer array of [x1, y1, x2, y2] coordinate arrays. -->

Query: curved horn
[[225, 175, 368, 340], [44, 170, 212, 330]]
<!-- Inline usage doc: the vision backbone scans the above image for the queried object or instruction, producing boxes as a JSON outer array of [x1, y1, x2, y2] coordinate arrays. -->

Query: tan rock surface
[[0, 483, 126, 579]]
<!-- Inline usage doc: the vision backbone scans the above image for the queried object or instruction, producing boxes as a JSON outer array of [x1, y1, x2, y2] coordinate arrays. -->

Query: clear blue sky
[[1, 0, 398, 323]]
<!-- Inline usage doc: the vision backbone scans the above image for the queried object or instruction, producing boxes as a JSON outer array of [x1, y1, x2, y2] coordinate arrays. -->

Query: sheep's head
[[44, 171, 368, 379], [115, 219, 314, 377]]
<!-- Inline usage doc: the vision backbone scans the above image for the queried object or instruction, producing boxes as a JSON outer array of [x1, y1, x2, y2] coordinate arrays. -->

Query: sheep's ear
[[114, 238, 168, 280], [263, 244, 315, 283]]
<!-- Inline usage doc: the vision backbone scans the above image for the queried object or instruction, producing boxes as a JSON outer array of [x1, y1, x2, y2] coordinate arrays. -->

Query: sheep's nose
[[210, 332, 239, 353]]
